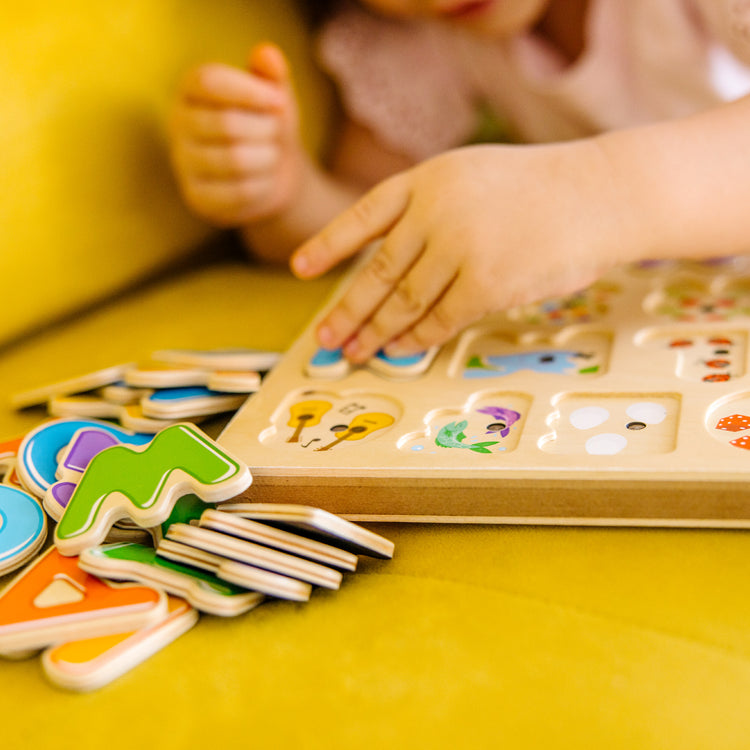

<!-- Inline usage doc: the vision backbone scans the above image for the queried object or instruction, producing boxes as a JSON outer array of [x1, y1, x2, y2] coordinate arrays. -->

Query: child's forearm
[[596, 94, 750, 265], [240, 156, 363, 264]]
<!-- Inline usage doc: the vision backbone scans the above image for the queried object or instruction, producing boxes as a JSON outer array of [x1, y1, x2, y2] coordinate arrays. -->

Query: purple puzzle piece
[[47, 429, 123, 515], [63, 429, 119, 472]]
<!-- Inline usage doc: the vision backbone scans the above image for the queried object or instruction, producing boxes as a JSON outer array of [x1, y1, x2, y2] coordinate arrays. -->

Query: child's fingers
[[178, 141, 279, 180], [313, 221, 427, 352], [182, 176, 275, 226], [247, 42, 300, 142], [291, 173, 411, 279], [340, 252, 458, 363], [387, 276, 487, 354], [180, 63, 284, 111], [249, 42, 291, 85], [174, 106, 279, 143]]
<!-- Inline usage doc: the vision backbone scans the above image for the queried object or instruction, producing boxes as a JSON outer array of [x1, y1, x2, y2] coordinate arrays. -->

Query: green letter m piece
[[54, 424, 251, 556]]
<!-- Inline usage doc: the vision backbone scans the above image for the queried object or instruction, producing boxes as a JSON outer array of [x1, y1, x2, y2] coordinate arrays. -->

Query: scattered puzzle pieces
[[9, 348, 279, 432], [0, 348, 395, 692]]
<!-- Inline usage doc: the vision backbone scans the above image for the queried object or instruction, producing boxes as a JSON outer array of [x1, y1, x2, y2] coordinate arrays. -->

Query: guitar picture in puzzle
[[260, 390, 400, 451], [637, 329, 746, 383], [458, 329, 611, 379], [541, 394, 680, 456], [707, 394, 750, 450], [399, 393, 531, 456]]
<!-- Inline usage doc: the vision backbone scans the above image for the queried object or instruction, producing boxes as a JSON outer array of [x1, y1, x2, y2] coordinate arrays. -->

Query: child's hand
[[291, 142, 634, 362], [169, 43, 305, 227]]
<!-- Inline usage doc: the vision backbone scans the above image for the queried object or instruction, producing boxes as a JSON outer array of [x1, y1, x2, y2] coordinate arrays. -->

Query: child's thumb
[[248, 42, 291, 85]]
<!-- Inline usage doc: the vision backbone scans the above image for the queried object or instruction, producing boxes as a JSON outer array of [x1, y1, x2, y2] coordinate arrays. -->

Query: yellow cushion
[[1, 0, 331, 345]]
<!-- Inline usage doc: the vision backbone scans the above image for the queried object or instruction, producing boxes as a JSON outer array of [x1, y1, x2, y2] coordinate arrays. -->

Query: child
[[169, 0, 750, 363]]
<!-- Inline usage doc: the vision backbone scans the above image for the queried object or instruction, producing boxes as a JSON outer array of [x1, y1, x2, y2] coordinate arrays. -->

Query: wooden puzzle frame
[[219, 257, 750, 526]]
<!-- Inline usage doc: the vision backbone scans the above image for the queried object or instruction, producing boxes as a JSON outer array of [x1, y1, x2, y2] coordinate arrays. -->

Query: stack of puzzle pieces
[[0, 349, 394, 691], [10, 347, 284, 433]]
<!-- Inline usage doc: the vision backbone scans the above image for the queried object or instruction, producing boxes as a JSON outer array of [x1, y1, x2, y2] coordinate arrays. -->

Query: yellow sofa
[[4, 3, 750, 748]]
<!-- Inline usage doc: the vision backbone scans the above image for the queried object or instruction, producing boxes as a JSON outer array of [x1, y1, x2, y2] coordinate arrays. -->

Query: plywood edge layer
[[234, 476, 750, 523]]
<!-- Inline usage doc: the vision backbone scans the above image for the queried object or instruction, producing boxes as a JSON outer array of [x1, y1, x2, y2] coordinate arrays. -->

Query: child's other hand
[[291, 143, 634, 362], [169, 43, 305, 227]]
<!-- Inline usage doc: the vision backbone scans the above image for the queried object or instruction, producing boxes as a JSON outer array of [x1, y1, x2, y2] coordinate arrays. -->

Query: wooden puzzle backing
[[219, 257, 750, 526]]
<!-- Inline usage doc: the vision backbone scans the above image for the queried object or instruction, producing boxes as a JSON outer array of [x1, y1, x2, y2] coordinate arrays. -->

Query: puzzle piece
[[46, 427, 207, 541], [0, 436, 25, 488], [166, 523, 343, 589], [152, 493, 211, 545], [218, 503, 395, 559], [367, 348, 439, 379], [41, 594, 198, 692], [125, 362, 261, 393], [140, 386, 246, 419], [199, 509, 358, 571], [10, 363, 135, 410], [0, 485, 47, 576], [54, 423, 252, 556], [305, 347, 437, 380], [151, 348, 281, 372], [305, 348, 350, 379], [156, 540, 312, 602], [0, 547, 166, 653], [48, 395, 185, 433], [79, 543, 265, 616], [97, 381, 152, 405]]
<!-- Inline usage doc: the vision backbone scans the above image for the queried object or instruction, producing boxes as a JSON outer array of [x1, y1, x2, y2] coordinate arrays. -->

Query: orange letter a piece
[[0, 547, 166, 654]]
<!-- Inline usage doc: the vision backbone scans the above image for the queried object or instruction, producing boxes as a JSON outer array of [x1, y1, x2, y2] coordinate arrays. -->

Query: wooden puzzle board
[[219, 256, 750, 526]]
